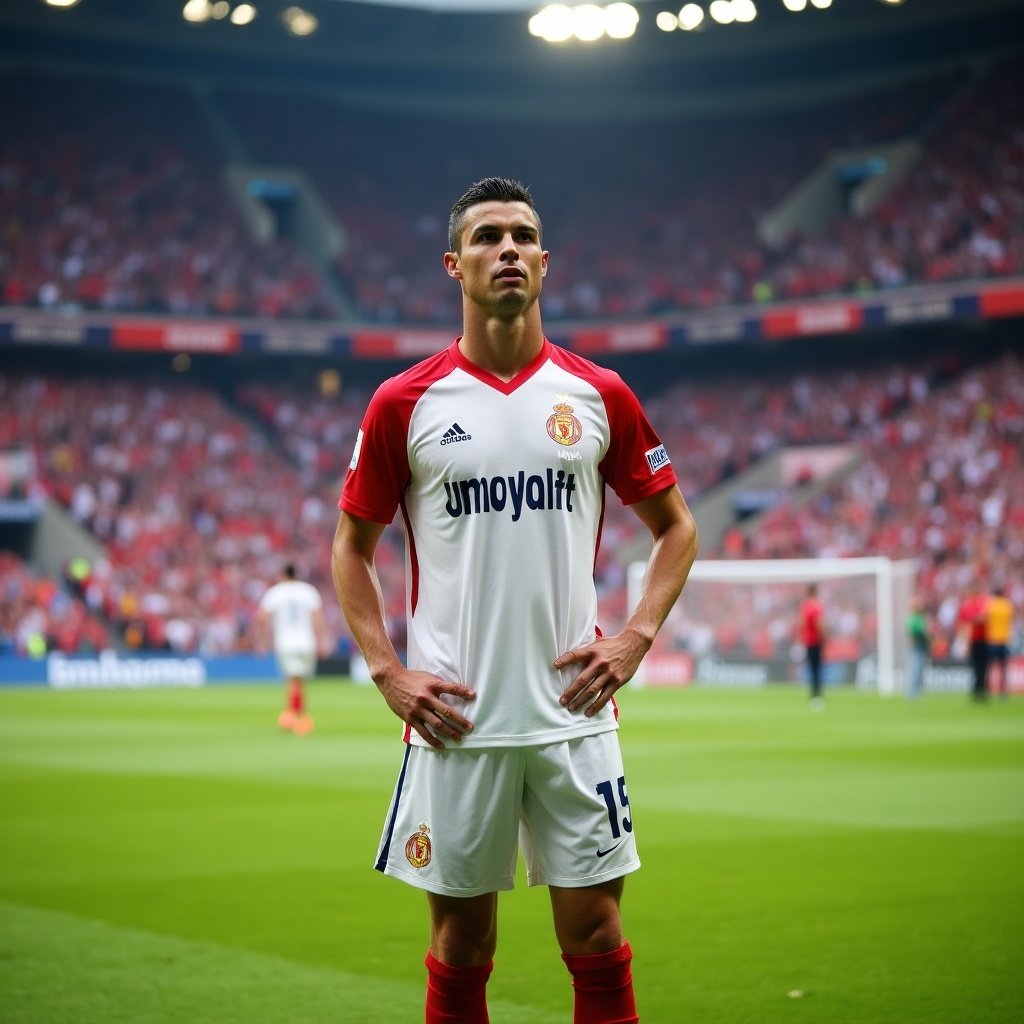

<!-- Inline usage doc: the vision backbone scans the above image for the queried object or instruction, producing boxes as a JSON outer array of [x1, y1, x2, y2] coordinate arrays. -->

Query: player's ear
[[444, 251, 462, 279], [541, 250, 549, 277]]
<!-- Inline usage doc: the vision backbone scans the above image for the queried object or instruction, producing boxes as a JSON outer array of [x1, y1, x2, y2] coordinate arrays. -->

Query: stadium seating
[[2, 59, 1021, 322]]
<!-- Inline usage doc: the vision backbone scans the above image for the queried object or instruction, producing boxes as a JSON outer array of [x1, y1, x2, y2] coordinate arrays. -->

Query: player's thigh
[[520, 732, 639, 888], [376, 746, 525, 897]]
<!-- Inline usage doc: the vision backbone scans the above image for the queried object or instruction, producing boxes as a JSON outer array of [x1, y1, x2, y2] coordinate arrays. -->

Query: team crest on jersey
[[546, 397, 583, 447], [405, 823, 432, 869]]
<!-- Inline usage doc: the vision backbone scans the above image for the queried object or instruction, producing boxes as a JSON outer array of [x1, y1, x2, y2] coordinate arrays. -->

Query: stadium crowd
[[0, 371, 346, 656], [2, 52, 1023, 672], [3, 340, 1020, 669], [0, 74, 337, 320], [1, 57, 1022, 324]]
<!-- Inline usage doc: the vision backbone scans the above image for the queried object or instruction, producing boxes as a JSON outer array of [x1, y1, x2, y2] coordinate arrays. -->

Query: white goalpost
[[628, 557, 919, 696]]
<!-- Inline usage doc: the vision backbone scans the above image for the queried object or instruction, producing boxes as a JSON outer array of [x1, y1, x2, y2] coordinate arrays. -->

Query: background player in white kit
[[331, 178, 698, 1023], [256, 563, 328, 735]]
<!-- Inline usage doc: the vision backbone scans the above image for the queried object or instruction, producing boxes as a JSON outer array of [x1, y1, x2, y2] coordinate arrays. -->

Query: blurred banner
[[3, 277, 1023, 358]]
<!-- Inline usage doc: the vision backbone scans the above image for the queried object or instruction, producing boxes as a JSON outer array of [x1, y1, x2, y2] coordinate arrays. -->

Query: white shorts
[[374, 732, 640, 896], [276, 648, 316, 679]]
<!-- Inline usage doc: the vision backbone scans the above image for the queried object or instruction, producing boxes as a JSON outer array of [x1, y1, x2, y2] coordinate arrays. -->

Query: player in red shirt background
[[797, 583, 827, 710]]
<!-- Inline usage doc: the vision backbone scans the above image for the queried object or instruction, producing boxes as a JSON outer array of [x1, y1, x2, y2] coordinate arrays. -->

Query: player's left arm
[[555, 483, 698, 715]]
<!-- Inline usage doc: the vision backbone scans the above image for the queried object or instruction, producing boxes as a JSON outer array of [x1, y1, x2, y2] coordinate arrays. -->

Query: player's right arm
[[331, 510, 475, 749]]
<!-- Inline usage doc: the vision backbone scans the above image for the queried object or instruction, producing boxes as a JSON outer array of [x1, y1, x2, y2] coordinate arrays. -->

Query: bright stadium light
[[182, 0, 212, 21], [678, 4, 705, 30], [572, 3, 606, 40], [733, 0, 757, 21], [655, 11, 679, 31], [782, 0, 807, 11], [43, 0, 82, 8], [709, 0, 735, 24], [530, 4, 639, 43], [529, 4, 574, 41], [210, 0, 230, 19], [810, 0, 832, 7], [604, 3, 639, 38], [230, 3, 256, 24], [282, 5, 318, 34]]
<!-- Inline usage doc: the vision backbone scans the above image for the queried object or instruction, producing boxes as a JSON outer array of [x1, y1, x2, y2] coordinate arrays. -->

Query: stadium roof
[[2, 0, 1023, 119]]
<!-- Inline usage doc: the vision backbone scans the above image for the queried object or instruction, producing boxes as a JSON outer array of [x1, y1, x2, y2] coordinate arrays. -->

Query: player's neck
[[459, 310, 545, 383]]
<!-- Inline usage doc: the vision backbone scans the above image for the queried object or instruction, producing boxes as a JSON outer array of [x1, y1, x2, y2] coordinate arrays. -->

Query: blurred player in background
[[957, 579, 990, 702], [332, 177, 698, 1024], [905, 594, 932, 699], [797, 583, 827, 709], [256, 563, 328, 735], [985, 585, 1015, 698]]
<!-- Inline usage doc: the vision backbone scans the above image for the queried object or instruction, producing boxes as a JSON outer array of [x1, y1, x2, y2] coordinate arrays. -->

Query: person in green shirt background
[[906, 595, 932, 698]]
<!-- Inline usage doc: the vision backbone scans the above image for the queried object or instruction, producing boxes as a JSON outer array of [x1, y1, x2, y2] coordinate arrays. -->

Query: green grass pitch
[[1, 682, 1022, 1023]]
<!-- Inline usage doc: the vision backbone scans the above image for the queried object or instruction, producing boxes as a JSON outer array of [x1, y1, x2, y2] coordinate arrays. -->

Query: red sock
[[424, 950, 493, 1024], [289, 680, 304, 713], [562, 941, 638, 1024]]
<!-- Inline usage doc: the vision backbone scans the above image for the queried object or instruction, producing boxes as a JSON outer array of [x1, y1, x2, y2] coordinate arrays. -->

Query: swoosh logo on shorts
[[596, 842, 622, 858]]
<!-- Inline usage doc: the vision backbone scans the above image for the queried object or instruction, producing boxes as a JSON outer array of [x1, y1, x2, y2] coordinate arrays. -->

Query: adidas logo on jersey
[[440, 423, 472, 446]]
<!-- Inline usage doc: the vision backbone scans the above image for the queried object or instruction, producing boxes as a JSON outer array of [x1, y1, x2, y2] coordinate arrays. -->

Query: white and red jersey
[[259, 579, 323, 654], [340, 338, 676, 748]]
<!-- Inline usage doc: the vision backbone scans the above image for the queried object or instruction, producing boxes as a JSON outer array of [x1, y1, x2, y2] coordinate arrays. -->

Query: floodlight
[[605, 3, 639, 39], [182, 0, 212, 22], [782, 0, 807, 11], [810, 0, 832, 7], [210, 1, 230, 19], [230, 3, 256, 25], [709, 0, 735, 24], [44, 0, 81, 8], [282, 5, 318, 35], [572, 4, 606, 41], [530, 5, 575, 42], [733, 0, 757, 22], [656, 11, 679, 31], [678, 3, 705, 30]]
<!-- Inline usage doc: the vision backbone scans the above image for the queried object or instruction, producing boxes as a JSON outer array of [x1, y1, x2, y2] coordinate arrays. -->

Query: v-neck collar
[[448, 337, 551, 396]]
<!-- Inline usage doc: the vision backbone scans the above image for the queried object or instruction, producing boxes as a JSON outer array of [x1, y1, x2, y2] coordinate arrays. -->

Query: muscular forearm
[[331, 526, 403, 684], [624, 506, 698, 648]]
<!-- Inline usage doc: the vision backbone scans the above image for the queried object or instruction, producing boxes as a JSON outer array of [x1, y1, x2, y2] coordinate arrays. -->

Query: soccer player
[[985, 585, 1015, 698], [797, 583, 826, 709], [957, 581, 990, 702], [256, 563, 328, 735], [331, 177, 698, 1024]]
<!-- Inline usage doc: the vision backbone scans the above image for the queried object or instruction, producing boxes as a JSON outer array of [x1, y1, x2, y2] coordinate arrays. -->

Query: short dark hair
[[448, 177, 541, 252], [283, 563, 297, 580]]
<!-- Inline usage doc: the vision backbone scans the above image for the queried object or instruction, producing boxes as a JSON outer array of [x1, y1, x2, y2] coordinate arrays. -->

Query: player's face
[[445, 201, 548, 317]]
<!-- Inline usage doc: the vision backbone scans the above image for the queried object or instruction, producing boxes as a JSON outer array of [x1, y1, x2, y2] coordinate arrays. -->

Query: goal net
[[627, 557, 918, 695]]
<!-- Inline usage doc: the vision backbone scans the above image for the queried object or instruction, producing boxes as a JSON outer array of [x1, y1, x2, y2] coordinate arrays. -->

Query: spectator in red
[[797, 583, 827, 709]]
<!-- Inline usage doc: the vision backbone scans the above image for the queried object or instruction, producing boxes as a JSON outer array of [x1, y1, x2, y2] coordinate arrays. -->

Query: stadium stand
[[2, 58, 1020, 323], [1, 39, 1022, 667], [0, 72, 337, 319], [5, 336, 1019, 662]]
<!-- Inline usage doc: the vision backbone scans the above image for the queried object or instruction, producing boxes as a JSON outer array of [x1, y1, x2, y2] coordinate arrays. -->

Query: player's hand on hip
[[554, 630, 649, 716], [377, 668, 476, 750]]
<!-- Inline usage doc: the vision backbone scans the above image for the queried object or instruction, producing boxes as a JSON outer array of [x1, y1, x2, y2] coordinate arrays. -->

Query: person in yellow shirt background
[[985, 585, 1015, 698]]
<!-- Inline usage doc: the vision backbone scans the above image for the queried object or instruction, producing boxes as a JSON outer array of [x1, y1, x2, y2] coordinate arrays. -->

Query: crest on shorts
[[546, 396, 583, 447], [405, 823, 432, 869]]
